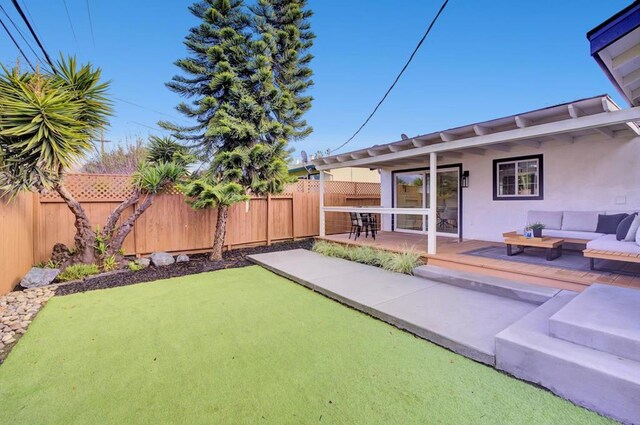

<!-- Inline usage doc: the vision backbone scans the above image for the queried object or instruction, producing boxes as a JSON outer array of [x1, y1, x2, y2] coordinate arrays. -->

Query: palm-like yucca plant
[[0, 57, 112, 264], [180, 140, 292, 261], [179, 178, 249, 261], [0, 58, 191, 266], [100, 136, 192, 261]]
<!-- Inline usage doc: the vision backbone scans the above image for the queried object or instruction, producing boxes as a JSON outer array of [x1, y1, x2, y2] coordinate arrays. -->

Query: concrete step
[[549, 284, 640, 362], [413, 265, 560, 305], [495, 291, 640, 425]]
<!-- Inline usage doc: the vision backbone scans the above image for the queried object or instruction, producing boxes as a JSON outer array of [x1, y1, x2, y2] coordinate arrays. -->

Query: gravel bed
[[0, 287, 55, 364]]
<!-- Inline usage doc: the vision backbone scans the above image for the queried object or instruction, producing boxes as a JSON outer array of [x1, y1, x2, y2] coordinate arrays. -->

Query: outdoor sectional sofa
[[527, 210, 640, 271]]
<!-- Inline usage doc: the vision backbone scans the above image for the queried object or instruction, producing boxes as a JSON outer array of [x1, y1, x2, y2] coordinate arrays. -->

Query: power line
[[128, 121, 168, 132], [0, 16, 34, 70], [0, 5, 44, 65], [62, 0, 78, 44], [331, 0, 451, 153], [114, 97, 190, 122], [85, 0, 95, 46], [11, 0, 57, 73]]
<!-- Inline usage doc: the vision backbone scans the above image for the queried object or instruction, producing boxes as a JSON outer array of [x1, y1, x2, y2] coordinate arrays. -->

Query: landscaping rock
[[150, 252, 175, 267], [0, 286, 54, 363], [20, 267, 60, 289], [176, 254, 190, 263], [137, 258, 151, 268], [51, 243, 71, 266]]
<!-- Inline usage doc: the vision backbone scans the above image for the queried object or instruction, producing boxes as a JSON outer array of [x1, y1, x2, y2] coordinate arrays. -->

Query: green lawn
[[0, 266, 611, 424]]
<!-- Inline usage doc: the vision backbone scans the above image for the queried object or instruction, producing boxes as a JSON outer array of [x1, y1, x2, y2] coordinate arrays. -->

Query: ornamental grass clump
[[382, 250, 423, 275], [57, 264, 100, 282], [312, 241, 423, 275]]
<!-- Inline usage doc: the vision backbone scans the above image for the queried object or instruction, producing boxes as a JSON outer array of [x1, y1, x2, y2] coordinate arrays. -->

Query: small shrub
[[312, 241, 423, 275], [57, 264, 100, 282], [128, 260, 143, 271], [34, 259, 58, 269], [94, 226, 108, 256], [103, 255, 118, 272]]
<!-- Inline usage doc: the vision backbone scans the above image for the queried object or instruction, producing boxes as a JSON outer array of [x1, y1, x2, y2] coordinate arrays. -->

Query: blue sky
[[0, 0, 632, 160]]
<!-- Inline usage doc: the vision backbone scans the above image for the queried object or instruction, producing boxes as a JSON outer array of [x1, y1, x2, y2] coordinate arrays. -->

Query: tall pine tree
[[163, 0, 313, 260], [251, 0, 314, 139]]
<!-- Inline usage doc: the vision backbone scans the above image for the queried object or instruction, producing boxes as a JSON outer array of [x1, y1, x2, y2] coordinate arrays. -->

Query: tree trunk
[[210, 204, 229, 261], [107, 193, 156, 260], [54, 184, 96, 265], [102, 190, 141, 240]]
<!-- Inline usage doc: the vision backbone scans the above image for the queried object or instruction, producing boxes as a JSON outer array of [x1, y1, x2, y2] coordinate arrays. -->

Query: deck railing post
[[428, 152, 437, 255], [319, 170, 326, 237]]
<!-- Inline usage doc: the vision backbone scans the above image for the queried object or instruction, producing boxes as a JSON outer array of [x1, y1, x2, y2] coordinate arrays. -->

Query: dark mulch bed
[[55, 239, 314, 296]]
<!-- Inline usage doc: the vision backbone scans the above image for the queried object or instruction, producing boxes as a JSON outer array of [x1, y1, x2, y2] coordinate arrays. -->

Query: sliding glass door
[[395, 173, 424, 232], [394, 167, 460, 236]]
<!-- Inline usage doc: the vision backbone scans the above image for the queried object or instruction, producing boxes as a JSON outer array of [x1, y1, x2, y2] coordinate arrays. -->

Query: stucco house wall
[[290, 165, 380, 182], [379, 135, 640, 242], [328, 167, 380, 183]]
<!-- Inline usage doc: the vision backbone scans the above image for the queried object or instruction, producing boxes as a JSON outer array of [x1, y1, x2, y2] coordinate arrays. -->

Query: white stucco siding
[[379, 136, 640, 242]]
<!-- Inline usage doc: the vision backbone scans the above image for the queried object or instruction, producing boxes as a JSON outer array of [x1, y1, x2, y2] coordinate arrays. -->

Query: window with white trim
[[493, 154, 543, 200]]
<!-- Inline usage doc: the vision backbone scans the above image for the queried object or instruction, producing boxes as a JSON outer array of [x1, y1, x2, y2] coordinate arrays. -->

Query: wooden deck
[[320, 232, 640, 292]]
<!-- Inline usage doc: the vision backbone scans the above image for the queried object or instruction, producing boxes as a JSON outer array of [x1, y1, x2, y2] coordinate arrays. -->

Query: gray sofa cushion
[[617, 213, 638, 241], [527, 211, 562, 230], [596, 213, 628, 235], [587, 234, 640, 255], [561, 211, 601, 232], [626, 215, 640, 241], [542, 229, 604, 241]]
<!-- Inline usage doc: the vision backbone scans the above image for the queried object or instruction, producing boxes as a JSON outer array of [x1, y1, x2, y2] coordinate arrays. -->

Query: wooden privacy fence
[[0, 193, 38, 296], [0, 174, 380, 295]]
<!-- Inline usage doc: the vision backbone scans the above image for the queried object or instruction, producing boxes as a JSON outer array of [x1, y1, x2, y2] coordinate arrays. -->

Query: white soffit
[[314, 95, 640, 170], [596, 26, 640, 106]]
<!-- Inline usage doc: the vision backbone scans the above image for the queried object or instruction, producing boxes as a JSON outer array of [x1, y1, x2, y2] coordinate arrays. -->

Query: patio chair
[[349, 212, 363, 240], [360, 213, 377, 240]]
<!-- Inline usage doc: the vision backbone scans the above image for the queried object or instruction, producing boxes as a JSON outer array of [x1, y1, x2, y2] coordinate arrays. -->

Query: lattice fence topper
[[283, 180, 381, 195], [40, 174, 134, 202], [39, 174, 181, 202], [40, 174, 381, 202]]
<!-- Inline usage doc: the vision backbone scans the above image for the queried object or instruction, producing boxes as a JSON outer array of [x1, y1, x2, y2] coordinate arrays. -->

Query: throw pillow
[[636, 224, 640, 246], [617, 213, 637, 241], [596, 213, 628, 235], [625, 214, 640, 241]]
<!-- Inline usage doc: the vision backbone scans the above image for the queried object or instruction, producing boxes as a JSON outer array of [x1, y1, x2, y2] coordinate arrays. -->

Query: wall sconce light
[[461, 171, 470, 188]]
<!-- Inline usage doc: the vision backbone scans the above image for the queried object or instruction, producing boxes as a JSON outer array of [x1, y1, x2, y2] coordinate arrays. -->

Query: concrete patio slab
[[312, 269, 437, 314], [249, 250, 540, 365], [375, 284, 538, 365], [250, 249, 373, 284], [496, 291, 640, 425], [549, 283, 640, 362]]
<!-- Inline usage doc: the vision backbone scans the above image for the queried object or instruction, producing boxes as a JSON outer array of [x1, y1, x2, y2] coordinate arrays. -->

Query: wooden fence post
[[291, 192, 297, 240], [266, 194, 272, 246], [32, 192, 41, 263]]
